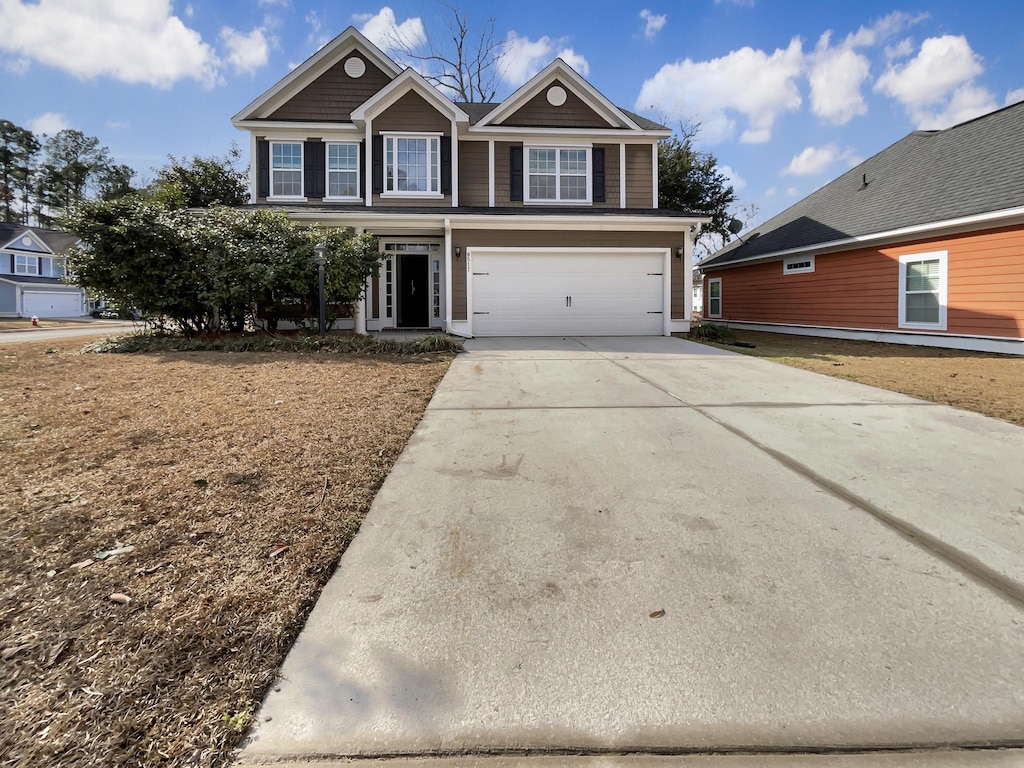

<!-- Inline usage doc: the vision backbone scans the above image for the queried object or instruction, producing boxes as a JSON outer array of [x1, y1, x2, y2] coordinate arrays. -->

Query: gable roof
[[0, 224, 78, 254], [454, 102, 668, 130], [702, 99, 1024, 268], [476, 59, 644, 130], [232, 27, 402, 123], [350, 67, 470, 123]]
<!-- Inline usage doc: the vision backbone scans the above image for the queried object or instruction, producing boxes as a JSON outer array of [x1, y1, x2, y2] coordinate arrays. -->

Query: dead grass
[[708, 330, 1024, 427], [0, 339, 454, 767]]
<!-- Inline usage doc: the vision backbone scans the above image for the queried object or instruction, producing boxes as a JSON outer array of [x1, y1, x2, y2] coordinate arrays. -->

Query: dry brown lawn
[[0, 339, 453, 767], [709, 330, 1024, 427]]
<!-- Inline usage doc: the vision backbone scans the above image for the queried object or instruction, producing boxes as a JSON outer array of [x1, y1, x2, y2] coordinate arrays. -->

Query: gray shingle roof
[[0, 224, 79, 254], [454, 102, 669, 130], [701, 99, 1024, 268]]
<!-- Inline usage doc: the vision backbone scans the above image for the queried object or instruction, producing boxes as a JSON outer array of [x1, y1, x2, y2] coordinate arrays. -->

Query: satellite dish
[[727, 218, 744, 235]]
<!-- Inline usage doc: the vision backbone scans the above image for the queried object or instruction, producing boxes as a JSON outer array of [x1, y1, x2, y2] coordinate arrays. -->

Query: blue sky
[[3, 0, 1023, 233]]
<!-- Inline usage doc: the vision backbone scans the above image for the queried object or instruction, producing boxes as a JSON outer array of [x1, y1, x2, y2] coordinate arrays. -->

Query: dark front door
[[398, 254, 430, 327]]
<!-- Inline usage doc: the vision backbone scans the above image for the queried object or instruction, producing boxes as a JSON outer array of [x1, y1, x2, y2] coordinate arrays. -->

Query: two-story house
[[232, 27, 707, 337], [0, 224, 85, 318]]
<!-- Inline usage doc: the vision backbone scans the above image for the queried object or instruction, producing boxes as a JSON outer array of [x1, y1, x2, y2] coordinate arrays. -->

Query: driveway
[[238, 336, 1024, 765], [0, 320, 139, 343]]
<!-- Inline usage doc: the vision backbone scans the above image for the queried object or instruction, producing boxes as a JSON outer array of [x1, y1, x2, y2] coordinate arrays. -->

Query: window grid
[[271, 142, 303, 198], [327, 143, 359, 198], [904, 259, 940, 324], [527, 147, 589, 202], [385, 258, 393, 318], [432, 260, 440, 318], [14, 254, 39, 275], [385, 136, 439, 194]]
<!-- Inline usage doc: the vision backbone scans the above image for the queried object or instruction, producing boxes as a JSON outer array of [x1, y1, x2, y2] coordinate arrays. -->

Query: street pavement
[[0, 320, 139, 344], [237, 336, 1024, 766]]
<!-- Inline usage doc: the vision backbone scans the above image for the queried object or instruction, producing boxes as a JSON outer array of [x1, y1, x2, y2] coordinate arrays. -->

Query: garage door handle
[[473, 272, 489, 276], [566, 296, 572, 307], [647, 311, 663, 314], [647, 272, 663, 276], [473, 311, 490, 315]]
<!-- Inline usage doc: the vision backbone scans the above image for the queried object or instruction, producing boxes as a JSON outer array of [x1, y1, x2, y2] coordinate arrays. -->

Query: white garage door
[[23, 291, 82, 318], [470, 249, 666, 337]]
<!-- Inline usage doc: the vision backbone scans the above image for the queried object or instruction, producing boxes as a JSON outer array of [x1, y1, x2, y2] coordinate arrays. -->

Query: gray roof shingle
[[701, 100, 1024, 268], [0, 224, 79, 254], [454, 102, 669, 130]]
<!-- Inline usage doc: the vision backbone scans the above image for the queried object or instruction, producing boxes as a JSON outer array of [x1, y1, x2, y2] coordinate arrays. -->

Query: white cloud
[[499, 31, 589, 87], [884, 38, 915, 61], [875, 35, 996, 128], [847, 11, 928, 48], [357, 7, 426, 54], [786, 186, 800, 197], [4, 56, 30, 74], [719, 164, 746, 192], [220, 26, 271, 75], [635, 37, 803, 144], [782, 145, 839, 176], [0, 0, 221, 88], [808, 32, 870, 124], [28, 112, 71, 136], [1006, 87, 1024, 106], [107, 120, 130, 130], [640, 10, 667, 41], [764, 187, 777, 197], [258, 0, 288, 5], [184, 3, 194, 18]]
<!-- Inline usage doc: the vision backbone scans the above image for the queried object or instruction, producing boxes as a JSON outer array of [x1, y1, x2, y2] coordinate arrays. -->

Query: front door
[[398, 254, 430, 327]]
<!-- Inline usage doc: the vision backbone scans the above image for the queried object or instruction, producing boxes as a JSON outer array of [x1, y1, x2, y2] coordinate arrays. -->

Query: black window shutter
[[592, 147, 605, 203], [372, 135, 384, 194], [509, 145, 523, 202], [304, 141, 325, 198], [440, 136, 452, 195], [257, 139, 270, 198], [359, 140, 366, 198]]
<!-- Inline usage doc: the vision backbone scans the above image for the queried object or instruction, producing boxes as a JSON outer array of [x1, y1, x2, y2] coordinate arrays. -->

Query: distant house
[[699, 101, 1024, 354], [0, 224, 85, 318], [232, 27, 707, 337]]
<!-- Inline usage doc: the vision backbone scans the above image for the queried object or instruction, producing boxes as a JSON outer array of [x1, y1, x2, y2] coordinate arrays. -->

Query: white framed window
[[898, 251, 947, 330], [270, 141, 304, 199], [707, 277, 722, 318], [15, 254, 39, 275], [326, 142, 360, 199], [783, 255, 814, 274], [383, 134, 440, 196], [526, 146, 590, 203]]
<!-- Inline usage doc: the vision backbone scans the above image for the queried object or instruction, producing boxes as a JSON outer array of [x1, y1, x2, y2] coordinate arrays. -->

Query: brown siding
[[450, 229, 685, 321], [458, 141, 489, 206], [594, 143, 620, 209], [493, 141, 520, 207], [374, 91, 451, 132], [624, 145, 653, 208], [500, 81, 614, 128], [269, 56, 392, 121], [701, 224, 1024, 339]]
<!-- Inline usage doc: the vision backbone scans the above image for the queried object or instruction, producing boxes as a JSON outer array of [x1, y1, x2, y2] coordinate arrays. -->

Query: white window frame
[[524, 145, 592, 205], [706, 277, 722, 318], [14, 254, 40, 276], [382, 132, 442, 198], [268, 140, 305, 201], [783, 255, 815, 274], [324, 141, 361, 201], [898, 250, 947, 330]]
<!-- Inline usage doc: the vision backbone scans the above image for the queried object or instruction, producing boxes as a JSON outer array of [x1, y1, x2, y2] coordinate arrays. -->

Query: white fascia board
[[232, 27, 401, 122], [463, 126, 670, 141], [351, 69, 470, 123], [477, 59, 641, 130], [449, 214, 708, 231], [704, 205, 1024, 270], [233, 120, 362, 134]]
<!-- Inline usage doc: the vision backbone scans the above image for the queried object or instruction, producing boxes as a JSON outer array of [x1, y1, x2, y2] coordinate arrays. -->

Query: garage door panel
[[22, 291, 82, 318], [470, 250, 665, 337]]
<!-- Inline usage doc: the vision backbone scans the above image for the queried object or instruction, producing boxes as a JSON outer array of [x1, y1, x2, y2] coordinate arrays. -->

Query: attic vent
[[546, 85, 567, 107], [344, 56, 366, 79]]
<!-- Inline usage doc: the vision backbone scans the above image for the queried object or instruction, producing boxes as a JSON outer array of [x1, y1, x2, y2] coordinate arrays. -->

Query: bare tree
[[386, 2, 506, 102]]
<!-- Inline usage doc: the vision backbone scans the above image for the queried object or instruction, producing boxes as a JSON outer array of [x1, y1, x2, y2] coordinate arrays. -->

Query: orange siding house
[[700, 102, 1024, 354]]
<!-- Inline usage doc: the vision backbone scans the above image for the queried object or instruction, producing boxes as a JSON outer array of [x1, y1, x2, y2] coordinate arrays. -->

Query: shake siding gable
[[269, 56, 392, 121], [499, 80, 615, 128], [702, 223, 1024, 340], [374, 91, 450, 132]]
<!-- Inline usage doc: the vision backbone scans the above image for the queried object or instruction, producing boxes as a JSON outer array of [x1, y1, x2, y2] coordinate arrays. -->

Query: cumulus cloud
[[28, 112, 71, 136], [0, 0, 222, 88], [500, 31, 589, 88], [782, 145, 839, 176], [786, 187, 800, 197], [635, 37, 803, 143], [220, 26, 271, 75], [1007, 87, 1024, 106], [719, 164, 746, 192], [846, 11, 928, 48], [875, 35, 996, 128], [640, 10, 667, 40], [808, 33, 870, 124], [356, 7, 426, 54]]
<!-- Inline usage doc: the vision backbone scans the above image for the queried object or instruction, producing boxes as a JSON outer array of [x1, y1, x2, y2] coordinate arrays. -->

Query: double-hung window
[[14, 254, 39, 275], [270, 141, 303, 199], [898, 251, 947, 329], [526, 147, 590, 203], [384, 134, 440, 195], [707, 277, 722, 318], [326, 142, 360, 199]]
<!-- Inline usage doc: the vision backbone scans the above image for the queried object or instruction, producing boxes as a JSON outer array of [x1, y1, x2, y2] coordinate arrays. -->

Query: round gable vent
[[546, 85, 567, 107], [21, 236, 33, 247], [344, 56, 366, 79]]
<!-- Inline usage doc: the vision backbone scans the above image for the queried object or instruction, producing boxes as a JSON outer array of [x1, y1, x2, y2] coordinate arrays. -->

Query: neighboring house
[[0, 224, 85, 318], [699, 101, 1024, 355], [232, 27, 707, 337]]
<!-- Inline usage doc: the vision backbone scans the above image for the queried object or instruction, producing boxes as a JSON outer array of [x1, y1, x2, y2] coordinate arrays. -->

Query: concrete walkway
[[237, 337, 1024, 766]]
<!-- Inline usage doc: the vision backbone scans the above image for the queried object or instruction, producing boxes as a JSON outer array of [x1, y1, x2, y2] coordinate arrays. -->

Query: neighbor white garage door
[[22, 291, 82, 318], [469, 249, 666, 337]]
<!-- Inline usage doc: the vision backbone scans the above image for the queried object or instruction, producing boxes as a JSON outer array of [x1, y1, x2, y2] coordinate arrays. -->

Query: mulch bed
[[0, 339, 453, 767]]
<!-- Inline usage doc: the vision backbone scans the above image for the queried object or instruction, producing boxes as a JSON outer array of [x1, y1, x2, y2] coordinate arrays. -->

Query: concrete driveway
[[238, 336, 1024, 766]]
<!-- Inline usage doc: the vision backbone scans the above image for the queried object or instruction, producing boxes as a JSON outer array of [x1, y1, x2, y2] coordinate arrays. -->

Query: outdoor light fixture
[[313, 243, 327, 338], [676, 247, 684, 260], [455, 246, 462, 260]]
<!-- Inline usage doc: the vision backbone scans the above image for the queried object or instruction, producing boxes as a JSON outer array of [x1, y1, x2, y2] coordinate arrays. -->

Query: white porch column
[[355, 227, 367, 334], [619, 143, 626, 208]]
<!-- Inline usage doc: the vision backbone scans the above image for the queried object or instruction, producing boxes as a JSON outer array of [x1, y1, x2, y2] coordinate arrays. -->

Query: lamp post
[[313, 243, 327, 338]]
